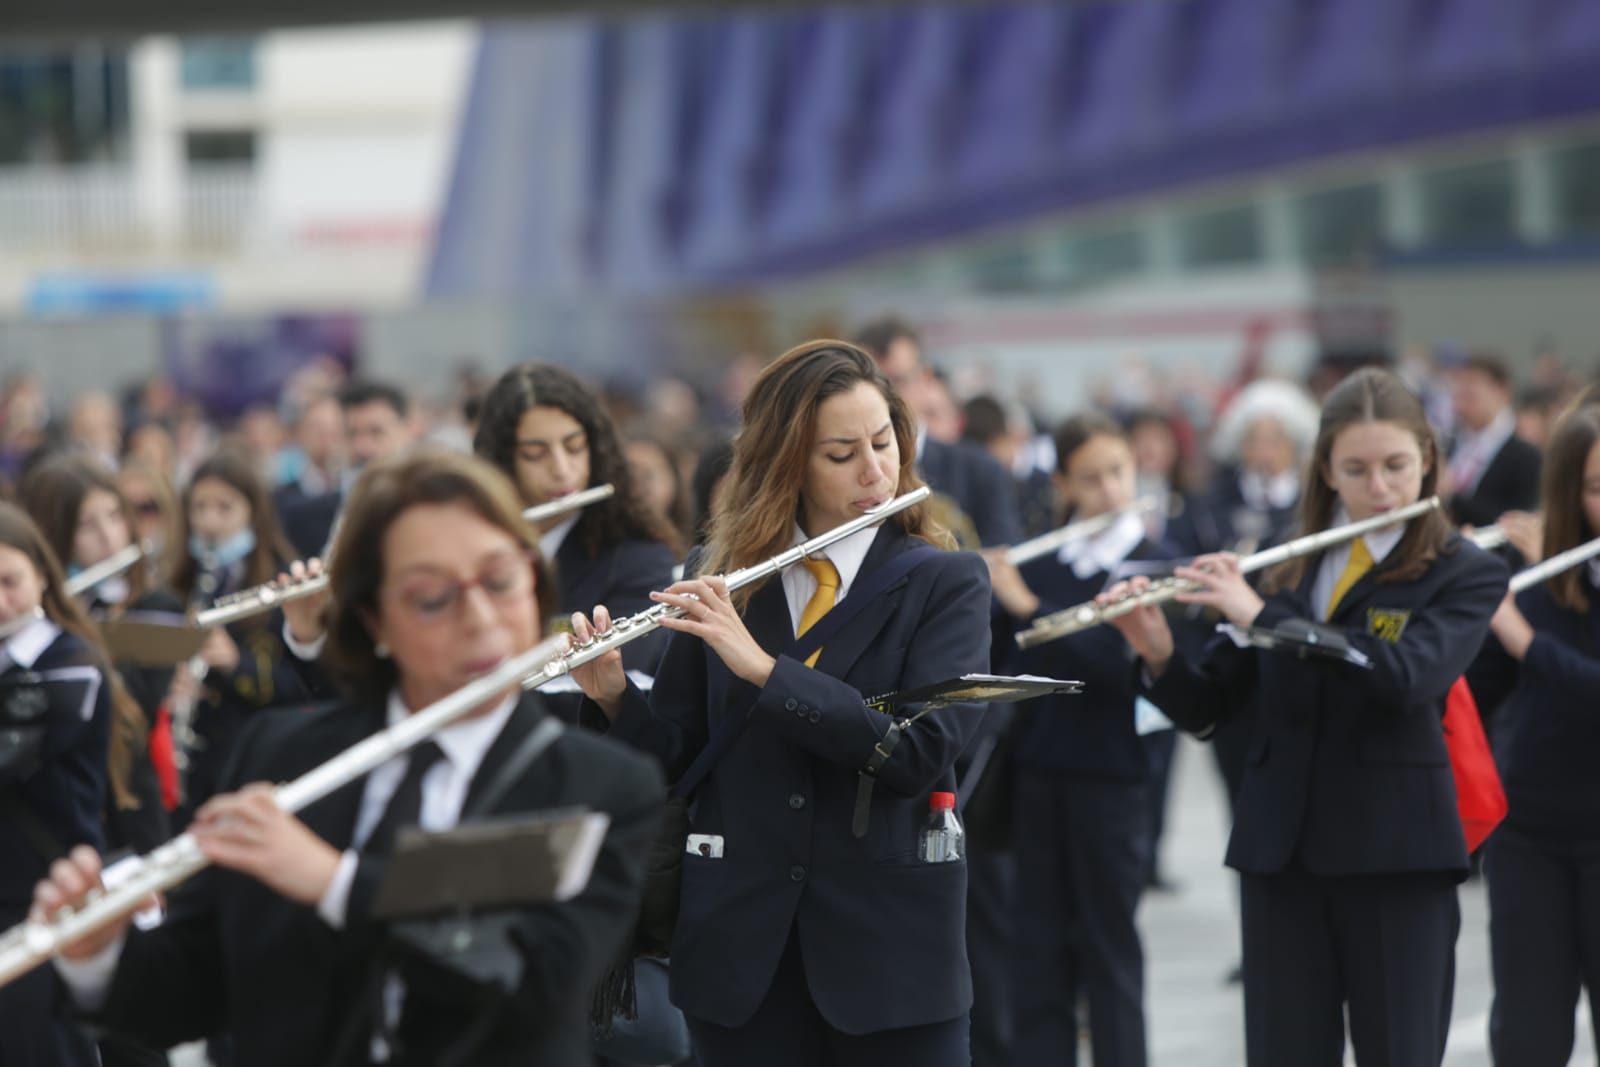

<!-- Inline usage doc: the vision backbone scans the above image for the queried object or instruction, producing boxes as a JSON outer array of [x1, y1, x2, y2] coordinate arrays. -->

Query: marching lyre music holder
[[853, 673, 1083, 839]]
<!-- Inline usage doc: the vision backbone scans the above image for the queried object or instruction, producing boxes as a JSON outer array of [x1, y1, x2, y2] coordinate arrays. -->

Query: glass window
[[1177, 203, 1261, 268], [184, 130, 256, 164], [1294, 182, 1384, 264], [965, 242, 1037, 292], [0, 51, 131, 164], [179, 38, 258, 91], [1551, 140, 1600, 237], [1061, 226, 1145, 283], [1418, 158, 1514, 246]]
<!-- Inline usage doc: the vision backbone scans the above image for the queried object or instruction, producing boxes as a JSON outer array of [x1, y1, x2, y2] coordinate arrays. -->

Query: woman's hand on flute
[[1100, 575, 1176, 678], [569, 606, 628, 719], [1173, 552, 1265, 628], [31, 846, 131, 961]]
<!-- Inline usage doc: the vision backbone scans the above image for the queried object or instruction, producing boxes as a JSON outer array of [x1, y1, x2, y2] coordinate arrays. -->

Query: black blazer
[[0, 629, 110, 913], [586, 524, 991, 1034], [1145, 534, 1506, 878], [1449, 434, 1541, 528], [553, 533, 676, 674], [919, 437, 1023, 548], [82, 693, 663, 1067]]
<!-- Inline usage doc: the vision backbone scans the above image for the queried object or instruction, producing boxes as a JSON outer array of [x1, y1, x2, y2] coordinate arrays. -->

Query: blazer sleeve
[[750, 552, 992, 798], [605, 541, 678, 674], [1142, 627, 1261, 737], [588, 628, 714, 785], [85, 870, 230, 1049], [1519, 631, 1600, 708], [1252, 550, 1508, 718]]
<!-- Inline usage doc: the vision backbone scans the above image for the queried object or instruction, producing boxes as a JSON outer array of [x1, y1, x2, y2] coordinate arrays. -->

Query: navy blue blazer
[[1468, 574, 1600, 838], [1145, 533, 1506, 878], [919, 437, 1023, 548], [995, 538, 1175, 781], [586, 524, 992, 1034], [552, 533, 676, 674], [280, 489, 342, 560], [0, 629, 110, 914]]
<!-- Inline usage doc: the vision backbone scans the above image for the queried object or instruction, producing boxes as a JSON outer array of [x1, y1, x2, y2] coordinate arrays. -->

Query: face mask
[[190, 528, 256, 570]]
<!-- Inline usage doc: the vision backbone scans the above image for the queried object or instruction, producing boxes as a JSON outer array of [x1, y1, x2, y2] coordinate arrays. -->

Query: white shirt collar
[[1056, 510, 1145, 580], [5, 616, 62, 670], [914, 423, 928, 466], [1456, 406, 1515, 456], [384, 688, 518, 776], [1587, 557, 1600, 591], [780, 519, 880, 632], [789, 520, 877, 594], [1314, 505, 1409, 618], [539, 513, 581, 560], [1239, 470, 1299, 511]]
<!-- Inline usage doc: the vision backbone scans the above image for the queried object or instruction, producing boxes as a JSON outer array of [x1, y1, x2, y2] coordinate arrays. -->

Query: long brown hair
[[1539, 400, 1600, 612], [323, 448, 559, 704], [19, 453, 151, 608], [171, 449, 295, 614], [702, 339, 950, 609], [0, 503, 146, 810], [1266, 367, 1453, 591], [473, 362, 681, 557]]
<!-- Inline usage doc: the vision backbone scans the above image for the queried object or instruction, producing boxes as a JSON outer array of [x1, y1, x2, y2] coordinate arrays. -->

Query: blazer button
[[784, 699, 797, 711], [789, 794, 806, 810], [789, 865, 806, 882], [808, 710, 822, 723]]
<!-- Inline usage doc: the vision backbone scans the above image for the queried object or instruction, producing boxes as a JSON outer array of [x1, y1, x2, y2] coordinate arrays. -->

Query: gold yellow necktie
[[1326, 537, 1374, 619], [796, 557, 841, 667]]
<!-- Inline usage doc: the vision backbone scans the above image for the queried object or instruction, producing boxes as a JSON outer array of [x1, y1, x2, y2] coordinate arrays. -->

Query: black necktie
[[364, 741, 445, 856]]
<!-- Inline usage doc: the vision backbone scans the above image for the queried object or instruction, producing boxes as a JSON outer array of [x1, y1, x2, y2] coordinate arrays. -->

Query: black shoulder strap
[[465, 715, 564, 818], [669, 545, 942, 800]]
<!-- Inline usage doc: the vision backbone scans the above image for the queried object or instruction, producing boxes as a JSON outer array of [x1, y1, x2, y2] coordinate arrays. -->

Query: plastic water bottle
[[920, 792, 964, 863]]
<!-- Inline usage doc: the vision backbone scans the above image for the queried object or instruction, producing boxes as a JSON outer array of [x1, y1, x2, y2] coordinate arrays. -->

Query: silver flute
[[0, 486, 930, 988], [524, 483, 615, 523], [1004, 497, 1162, 567], [1468, 526, 1509, 552], [1016, 496, 1443, 649], [1509, 533, 1600, 594], [192, 485, 621, 630], [65, 542, 152, 599]]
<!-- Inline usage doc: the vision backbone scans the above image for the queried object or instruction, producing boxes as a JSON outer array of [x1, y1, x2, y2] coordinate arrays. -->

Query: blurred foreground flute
[[1016, 496, 1443, 649], [0, 486, 930, 989]]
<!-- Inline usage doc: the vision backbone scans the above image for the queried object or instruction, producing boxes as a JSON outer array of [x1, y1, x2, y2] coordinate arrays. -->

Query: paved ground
[[176, 735, 1596, 1066]]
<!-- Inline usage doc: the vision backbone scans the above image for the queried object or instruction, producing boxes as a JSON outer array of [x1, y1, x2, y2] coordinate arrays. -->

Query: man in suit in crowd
[[1447, 352, 1541, 528], [281, 381, 415, 558], [271, 394, 346, 517], [856, 315, 1021, 1067], [855, 318, 1022, 549]]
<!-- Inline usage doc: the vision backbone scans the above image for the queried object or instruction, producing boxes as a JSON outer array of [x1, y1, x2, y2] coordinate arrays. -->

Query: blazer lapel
[[297, 704, 385, 850], [1327, 546, 1405, 625], [813, 526, 916, 680], [462, 694, 547, 814], [745, 577, 794, 657]]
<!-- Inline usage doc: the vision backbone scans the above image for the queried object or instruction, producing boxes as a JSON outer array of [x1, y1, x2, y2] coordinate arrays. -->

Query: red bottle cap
[[929, 792, 956, 812]]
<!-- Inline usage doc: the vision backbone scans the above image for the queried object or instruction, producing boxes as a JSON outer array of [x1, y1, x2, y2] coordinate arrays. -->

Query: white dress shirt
[[317, 690, 519, 928], [1239, 470, 1300, 512], [780, 521, 879, 635], [1312, 507, 1406, 620], [1056, 511, 1145, 580]]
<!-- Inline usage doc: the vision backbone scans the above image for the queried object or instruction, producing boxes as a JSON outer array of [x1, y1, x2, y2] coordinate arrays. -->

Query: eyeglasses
[[388, 552, 534, 624], [130, 500, 161, 518]]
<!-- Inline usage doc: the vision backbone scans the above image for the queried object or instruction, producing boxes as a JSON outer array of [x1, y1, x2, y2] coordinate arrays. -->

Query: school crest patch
[[1365, 607, 1411, 643]]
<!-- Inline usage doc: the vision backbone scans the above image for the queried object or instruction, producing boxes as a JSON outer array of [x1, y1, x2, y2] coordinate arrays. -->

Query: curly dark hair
[[473, 362, 679, 557]]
